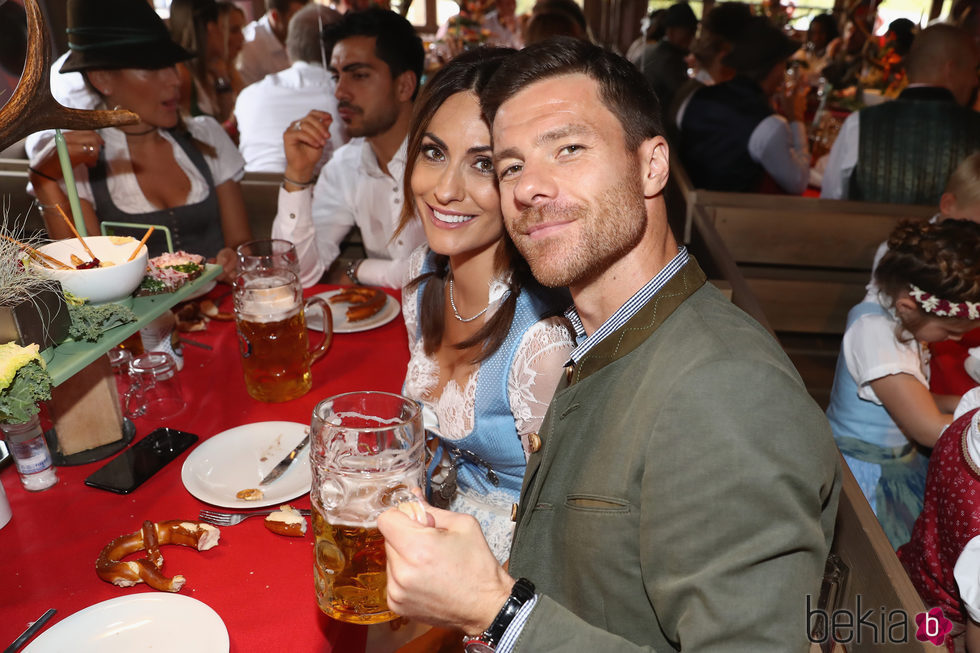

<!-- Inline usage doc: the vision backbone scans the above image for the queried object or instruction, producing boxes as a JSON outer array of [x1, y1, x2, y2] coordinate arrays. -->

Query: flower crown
[[908, 284, 980, 320]]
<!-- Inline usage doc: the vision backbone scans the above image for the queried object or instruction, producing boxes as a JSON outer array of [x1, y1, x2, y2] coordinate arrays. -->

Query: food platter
[[305, 289, 400, 334], [181, 421, 310, 508], [23, 594, 229, 652]]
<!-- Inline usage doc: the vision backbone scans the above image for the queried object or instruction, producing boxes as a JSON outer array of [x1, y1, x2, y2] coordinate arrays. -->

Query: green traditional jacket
[[509, 258, 841, 652]]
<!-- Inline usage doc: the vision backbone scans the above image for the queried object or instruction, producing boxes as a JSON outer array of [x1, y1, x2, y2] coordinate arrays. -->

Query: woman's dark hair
[[169, 0, 219, 85], [481, 36, 664, 152], [875, 219, 980, 321], [396, 47, 530, 363], [808, 13, 839, 44]]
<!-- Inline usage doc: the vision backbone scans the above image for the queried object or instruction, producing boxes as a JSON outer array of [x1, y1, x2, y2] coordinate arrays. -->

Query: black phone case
[[84, 428, 198, 494]]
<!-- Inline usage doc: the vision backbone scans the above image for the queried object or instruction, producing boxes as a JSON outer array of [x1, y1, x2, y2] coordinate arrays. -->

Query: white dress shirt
[[271, 136, 426, 288], [236, 14, 291, 88], [24, 51, 101, 161], [234, 61, 347, 173], [819, 110, 859, 199], [747, 115, 811, 195]]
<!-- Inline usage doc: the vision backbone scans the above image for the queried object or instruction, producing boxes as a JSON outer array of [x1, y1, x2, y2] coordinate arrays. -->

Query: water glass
[[125, 352, 185, 420]]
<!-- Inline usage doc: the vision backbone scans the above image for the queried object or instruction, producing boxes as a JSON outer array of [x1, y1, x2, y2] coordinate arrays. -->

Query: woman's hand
[[282, 110, 332, 191], [29, 130, 103, 185], [213, 247, 238, 283]]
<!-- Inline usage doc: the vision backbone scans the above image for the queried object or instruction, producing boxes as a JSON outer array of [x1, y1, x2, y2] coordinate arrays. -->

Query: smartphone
[[84, 428, 198, 494]]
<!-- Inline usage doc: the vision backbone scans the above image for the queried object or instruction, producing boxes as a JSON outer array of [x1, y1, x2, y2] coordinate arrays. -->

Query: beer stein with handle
[[311, 391, 426, 624], [233, 269, 333, 402]]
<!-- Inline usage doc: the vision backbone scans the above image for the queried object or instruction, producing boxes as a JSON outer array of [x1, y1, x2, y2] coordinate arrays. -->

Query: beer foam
[[236, 283, 301, 323]]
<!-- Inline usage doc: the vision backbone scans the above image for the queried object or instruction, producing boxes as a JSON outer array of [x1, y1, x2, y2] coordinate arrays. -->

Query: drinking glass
[[125, 352, 184, 420], [233, 269, 332, 402], [311, 391, 425, 624], [236, 239, 301, 278]]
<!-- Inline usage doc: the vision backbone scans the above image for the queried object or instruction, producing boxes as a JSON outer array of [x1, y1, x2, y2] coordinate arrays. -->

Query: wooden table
[[0, 284, 410, 652]]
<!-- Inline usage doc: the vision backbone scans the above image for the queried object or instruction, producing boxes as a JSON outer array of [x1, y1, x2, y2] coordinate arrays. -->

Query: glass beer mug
[[311, 392, 425, 624], [233, 270, 333, 402]]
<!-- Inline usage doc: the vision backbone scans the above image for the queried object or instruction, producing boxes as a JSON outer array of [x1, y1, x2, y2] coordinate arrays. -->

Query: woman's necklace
[[448, 277, 490, 323]]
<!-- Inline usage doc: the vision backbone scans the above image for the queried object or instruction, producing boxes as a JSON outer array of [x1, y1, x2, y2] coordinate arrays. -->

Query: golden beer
[[236, 309, 313, 402], [313, 508, 394, 624], [234, 271, 331, 402], [310, 392, 425, 624]]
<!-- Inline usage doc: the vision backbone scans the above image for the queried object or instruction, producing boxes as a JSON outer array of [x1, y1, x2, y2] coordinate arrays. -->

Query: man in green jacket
[[379, 37, 841, 652]]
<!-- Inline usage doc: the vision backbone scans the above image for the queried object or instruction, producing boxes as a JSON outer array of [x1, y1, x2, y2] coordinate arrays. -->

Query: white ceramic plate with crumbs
[[305, 289, 400, 334], [181, 421, 310, 508], [23, 594, 228, 653]]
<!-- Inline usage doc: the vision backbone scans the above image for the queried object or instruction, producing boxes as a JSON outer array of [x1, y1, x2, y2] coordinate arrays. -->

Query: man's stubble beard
[[509, 172, 648, 288], [341, 97, 400, 138]]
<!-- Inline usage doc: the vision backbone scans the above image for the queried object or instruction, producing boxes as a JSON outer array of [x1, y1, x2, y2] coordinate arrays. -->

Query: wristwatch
[[462, 578, 536, 652], [345, 259, 362, 285]]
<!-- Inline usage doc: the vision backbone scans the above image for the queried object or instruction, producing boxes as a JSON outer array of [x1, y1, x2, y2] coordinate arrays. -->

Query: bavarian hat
[[722, 15, 801, 74], [60, 0, 193, 73]]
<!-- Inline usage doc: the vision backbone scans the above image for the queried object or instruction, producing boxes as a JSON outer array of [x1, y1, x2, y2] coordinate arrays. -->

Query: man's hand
[[775, 80, 809, 124], [379, 505, 515, 636], [283, 110, 332, 191]]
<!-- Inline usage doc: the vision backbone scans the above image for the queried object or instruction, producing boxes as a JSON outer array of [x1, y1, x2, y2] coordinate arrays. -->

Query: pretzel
[[329, 286, 387, 322], [264, 504, 307, 537], [95, 520, 220, 592]]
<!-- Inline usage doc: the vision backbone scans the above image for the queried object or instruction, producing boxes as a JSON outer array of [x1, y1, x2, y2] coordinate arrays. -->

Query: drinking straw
[[55, 205, 97, 260], [53, 129, 87, 237], [128, 227, 154, 261], [0, 234, 71, 269]]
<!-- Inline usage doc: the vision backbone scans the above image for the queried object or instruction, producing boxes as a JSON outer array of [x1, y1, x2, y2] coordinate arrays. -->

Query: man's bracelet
[[28, 166, 58, 182], [283, 173, 315, 188]]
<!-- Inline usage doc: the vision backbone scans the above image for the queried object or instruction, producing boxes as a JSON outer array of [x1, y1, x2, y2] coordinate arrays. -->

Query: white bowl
[[34, 236, 149, 305]]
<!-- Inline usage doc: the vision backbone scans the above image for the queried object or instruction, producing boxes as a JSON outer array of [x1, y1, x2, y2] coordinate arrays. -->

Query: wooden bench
[[666, 160, 935, 337]]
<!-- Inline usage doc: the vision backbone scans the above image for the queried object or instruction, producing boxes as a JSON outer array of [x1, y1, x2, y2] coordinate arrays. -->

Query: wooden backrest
[[239, 170, 281, 240]]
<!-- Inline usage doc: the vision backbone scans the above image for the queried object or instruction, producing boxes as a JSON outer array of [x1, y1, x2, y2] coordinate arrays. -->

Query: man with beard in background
[[272, 8, 425, 287]]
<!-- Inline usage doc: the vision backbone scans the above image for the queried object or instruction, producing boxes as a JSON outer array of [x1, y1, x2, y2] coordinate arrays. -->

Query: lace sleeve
[[507, 316, 575, 453], [402, 246, 428, 351]]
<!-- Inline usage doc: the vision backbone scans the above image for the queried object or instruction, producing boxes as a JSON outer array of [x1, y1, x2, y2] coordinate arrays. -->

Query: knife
[[260, 434, 310, 486]]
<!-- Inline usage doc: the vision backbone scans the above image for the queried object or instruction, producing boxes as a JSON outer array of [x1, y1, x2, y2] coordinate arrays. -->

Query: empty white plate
[[24, 594, 228, 652], [181, 421, 310, 508]]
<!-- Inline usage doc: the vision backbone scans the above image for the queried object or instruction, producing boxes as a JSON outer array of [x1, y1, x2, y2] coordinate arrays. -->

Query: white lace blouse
[[402, 247, 574, 452]]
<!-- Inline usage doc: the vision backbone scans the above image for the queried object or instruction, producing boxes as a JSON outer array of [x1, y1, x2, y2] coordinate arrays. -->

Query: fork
[[198, 508, 311, 527]]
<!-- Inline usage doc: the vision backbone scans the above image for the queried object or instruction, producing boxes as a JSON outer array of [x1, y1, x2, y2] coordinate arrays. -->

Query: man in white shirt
[[236, 0, 308, 88], [821, 24, 980, 204], [272, 8, 425, 288], [235, 4, 347, 173]]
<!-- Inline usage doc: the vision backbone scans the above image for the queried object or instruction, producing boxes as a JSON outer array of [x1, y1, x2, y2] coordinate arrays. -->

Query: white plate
[[24, 594, 228, 653], [184, 278, 217, 300], [305, 289, 400, 334], [181, 421, 310, 508]]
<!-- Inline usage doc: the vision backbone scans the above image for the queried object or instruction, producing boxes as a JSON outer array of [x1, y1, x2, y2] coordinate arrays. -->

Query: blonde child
[[827, 218, 980, 549]]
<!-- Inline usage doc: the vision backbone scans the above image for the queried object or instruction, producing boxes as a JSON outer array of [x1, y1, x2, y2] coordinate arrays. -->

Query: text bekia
[[807, 594, 908, 645]]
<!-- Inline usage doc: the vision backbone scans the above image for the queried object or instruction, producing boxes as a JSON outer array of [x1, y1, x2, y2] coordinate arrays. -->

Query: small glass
[[236, 239, 301, 278], [125, 352, 185, 420], [107, 348, 133, 400]]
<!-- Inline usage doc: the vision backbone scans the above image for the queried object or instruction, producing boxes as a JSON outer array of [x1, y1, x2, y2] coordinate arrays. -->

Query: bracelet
[[346, 259, 362, 285], [28, 166, 57, 182], [283, 173, 315, 188]]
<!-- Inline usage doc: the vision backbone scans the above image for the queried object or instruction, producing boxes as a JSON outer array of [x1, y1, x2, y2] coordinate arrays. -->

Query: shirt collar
[[359, 134, 408, 179], [564, 246, 689, 365]]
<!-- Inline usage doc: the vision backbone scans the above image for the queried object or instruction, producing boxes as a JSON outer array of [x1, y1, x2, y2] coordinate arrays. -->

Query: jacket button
[[511, 503, 518, 522], [564, 365, 574, 384], [527, 432, 541, 454]]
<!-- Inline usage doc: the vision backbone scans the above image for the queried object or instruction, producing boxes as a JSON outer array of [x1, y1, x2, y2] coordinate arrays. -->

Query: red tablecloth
[[0, 285, 409, 652]]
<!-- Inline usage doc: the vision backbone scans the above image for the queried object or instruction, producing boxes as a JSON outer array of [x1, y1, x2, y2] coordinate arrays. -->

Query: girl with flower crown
[[827, 218, 980, 549]]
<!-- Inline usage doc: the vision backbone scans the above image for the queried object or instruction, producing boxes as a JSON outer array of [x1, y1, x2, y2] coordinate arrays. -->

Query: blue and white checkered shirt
[[495, 246, 689, 653]]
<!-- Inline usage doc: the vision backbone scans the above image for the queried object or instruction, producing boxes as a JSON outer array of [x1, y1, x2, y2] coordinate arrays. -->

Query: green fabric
[[835, 435, 928, 549], [850, 95, 980, 205], [510, 258, 841, 652]]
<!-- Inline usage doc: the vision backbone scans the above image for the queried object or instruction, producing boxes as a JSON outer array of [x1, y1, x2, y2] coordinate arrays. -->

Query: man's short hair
[[322, 7, 424, 99], [286, 4, 340, 63], [266, 0, 304, 14], [481, 36, 665, 152], [906, 23, 973, 83]]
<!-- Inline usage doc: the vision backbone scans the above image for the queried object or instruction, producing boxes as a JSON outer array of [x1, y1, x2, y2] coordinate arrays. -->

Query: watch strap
[[345, 259, 362, 285], [465, 577, 536, 650]]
